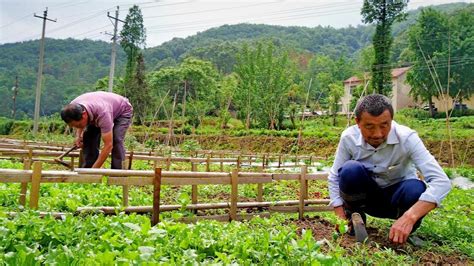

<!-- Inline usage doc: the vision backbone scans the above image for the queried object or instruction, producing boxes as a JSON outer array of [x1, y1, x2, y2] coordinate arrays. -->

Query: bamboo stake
[[151, 167, 162, 226], [191, 163, 198, 214], [230, 169, 238, 221], [29, 161, 42, 209], [220, 154, 224, 172], [206, 156, 210, 172], [256, 166, 263, 202], [19, 158, 31, 206], [299, 166, 307, 219], [122, 160, 129, 207], [236, 156, 241, 170], [78, 149, 84, 168], [166, 156, 171, 171]]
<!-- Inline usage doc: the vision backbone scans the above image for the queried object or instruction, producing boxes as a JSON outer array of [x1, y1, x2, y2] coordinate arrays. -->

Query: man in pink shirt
[[60, 91, 133, 169]]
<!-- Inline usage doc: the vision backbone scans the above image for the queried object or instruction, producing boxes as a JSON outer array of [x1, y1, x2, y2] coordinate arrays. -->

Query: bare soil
[[293, 216, 473, 265]]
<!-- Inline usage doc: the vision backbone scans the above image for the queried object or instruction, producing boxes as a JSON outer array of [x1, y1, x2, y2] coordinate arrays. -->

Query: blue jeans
[[338, 160, 426, 231]]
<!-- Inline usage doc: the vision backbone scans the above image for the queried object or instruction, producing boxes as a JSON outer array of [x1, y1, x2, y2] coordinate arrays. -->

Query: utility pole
[[11, 76, 18, 120], [33, 8, 56, 135], [107, 6, 125, 92]]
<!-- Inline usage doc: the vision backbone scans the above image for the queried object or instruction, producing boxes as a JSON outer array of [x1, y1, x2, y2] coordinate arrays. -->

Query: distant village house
[[340, 67, 474, 114]]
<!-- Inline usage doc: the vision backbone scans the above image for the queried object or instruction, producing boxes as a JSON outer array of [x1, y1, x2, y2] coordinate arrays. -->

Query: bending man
[[328, 94, 451, 244], [60, 91, 133, 169]]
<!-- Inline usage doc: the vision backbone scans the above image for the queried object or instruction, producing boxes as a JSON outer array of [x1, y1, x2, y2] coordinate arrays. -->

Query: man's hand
[[91, 131, 113, 168], [389, 200, 436, 244], [389, 213, 416, 244], [334, 206, 347, 220], [74, 137, 83, 148]]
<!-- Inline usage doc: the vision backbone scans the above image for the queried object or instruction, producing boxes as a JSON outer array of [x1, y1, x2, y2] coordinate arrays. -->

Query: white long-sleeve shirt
[[328, 121, 452, 207]]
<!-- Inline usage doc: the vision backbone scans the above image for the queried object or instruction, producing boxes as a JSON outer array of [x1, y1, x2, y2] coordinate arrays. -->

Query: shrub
[[0, 118, 14, 135]]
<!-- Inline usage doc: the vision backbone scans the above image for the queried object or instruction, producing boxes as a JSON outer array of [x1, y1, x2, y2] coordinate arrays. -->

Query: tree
[[406, 8, 449, 117], [120, 5, 147, 124], [305, 55, 353, 110], [328, 83, 344, 126], [130, 53, 151, 125], [120, 5, 146, 94], [218, 73, 238, 129], [361, 0, 408, 95], [234, 41, 294, 129], [449, 8, 474, 103], [149, 58, 220, 127]]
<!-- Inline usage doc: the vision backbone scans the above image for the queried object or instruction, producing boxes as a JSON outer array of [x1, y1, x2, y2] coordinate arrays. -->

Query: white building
[[340, 67, 416, 114]]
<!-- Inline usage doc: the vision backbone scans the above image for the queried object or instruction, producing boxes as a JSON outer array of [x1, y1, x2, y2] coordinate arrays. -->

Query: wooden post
[[128, 150, 134, 170], [29, 161, 42, 209], [257, 166, 263, 202], [206, 155, 211, 172], [220, 154, 224, 172], [70, 156, 75, 171], [236, 156, 241, 171], [295, 154, 298, 167], [191, 163, 198, 214], [19, 158, 31, 206], [166, 156, 171, 171], [230, 169, 238, 221], [278, 154, 282, 168], [79, 149, 84, 168], [309, 155, 313, 166], [122, 160, 129, 207], [262, 154, 266, 169], [299, 165, 307, 219], [151, 167, 162, 226], [249, 155, 252, 166]]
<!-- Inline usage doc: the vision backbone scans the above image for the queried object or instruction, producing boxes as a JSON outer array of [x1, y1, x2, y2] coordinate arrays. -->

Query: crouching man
[[328, 94, 451, 244]]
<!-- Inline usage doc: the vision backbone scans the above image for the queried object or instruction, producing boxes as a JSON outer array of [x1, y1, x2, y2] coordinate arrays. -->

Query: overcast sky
[[0, 0, 471, 47]]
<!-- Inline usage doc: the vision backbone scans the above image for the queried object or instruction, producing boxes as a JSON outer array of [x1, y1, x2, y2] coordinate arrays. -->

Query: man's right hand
[[75, 137, 83, 148], [334, 206, 347, 220]]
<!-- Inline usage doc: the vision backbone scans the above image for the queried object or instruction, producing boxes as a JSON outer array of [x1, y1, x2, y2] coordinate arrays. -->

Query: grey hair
[[355, 94, 394, 120]]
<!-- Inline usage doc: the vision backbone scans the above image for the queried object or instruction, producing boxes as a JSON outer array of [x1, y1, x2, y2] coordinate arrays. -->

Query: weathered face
[[67, 111, 88, 129], [355, 110, 392, 148]]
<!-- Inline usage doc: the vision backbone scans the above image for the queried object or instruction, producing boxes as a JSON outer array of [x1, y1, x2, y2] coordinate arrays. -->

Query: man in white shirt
[[328, 94, 451, 244]]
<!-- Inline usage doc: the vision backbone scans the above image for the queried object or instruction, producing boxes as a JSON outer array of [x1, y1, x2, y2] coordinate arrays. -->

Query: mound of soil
[[293, 216, 472, 264]]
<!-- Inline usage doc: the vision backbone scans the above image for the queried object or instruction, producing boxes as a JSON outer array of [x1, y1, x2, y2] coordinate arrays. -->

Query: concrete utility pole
[[107, 6, 125, 92], [11, 76, 18, 120], [33, 8, 56, 135]]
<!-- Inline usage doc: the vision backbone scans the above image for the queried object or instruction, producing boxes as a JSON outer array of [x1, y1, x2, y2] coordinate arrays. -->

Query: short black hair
[[355, 94, 394, 120], [60, 104, 84, 123]]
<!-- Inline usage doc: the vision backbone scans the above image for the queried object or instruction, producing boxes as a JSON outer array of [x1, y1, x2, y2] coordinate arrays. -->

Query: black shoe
[[351, 212, 369, 243]]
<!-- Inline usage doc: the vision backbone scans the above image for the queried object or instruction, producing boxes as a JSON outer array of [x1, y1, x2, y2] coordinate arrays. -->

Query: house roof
[[343, 66, 411, 83]]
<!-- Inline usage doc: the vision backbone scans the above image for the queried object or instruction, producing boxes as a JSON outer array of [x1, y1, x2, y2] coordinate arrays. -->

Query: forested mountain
[[0, 2, 468, 119], [0, 39, 126, 119]]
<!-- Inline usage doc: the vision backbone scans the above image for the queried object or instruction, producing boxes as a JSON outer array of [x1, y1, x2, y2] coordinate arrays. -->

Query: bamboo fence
[[0, 144, 323, 171], [0, 163, 330, 225]]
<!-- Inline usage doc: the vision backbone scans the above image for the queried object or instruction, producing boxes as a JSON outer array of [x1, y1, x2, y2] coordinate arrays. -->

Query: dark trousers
[[338, 160, 426, 231], [82, 116, 132, 169]]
